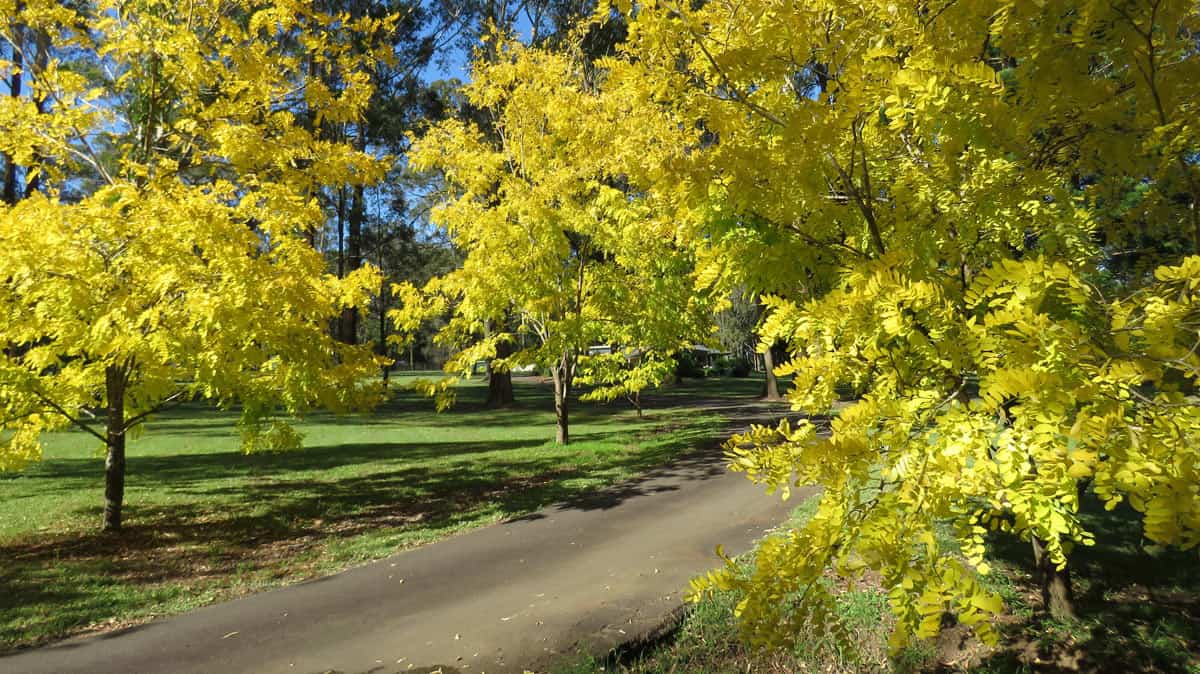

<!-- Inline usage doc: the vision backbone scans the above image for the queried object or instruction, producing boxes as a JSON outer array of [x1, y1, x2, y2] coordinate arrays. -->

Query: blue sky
[[418, 10, 538, 84]]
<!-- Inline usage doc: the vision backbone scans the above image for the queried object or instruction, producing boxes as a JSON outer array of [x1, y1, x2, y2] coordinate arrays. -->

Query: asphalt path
[[2, 417, 807, 674]]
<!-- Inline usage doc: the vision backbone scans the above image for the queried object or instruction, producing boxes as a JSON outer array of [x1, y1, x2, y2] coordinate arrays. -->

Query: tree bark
[[339, 159, 365, 345], [486, 338, 514, 407], [103, 366, 127, 532], [23, 26, 48, 197], [1032, 537, 1075, 619], [333, 186, 357, 344], [552, 351, 573, 444], [3, 21, 23, 205], [762, 341, 782, 400], [336, 186, 346, 277], [378, 275, 390, 389]]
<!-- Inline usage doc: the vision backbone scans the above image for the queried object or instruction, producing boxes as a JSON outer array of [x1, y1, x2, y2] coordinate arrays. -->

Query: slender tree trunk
[[554, 379, 569, 444], [762, 342, 782, 400], [333, 186, 358, 344], [301, 55, 320, 249], [339, 152, 365, 344], [378, 276, 390, 389], [552, 351, 572, 444], [336, 187, 346, 277], [23, 26, 48, 197], [754, 297, 782, 400], [487, 338, 514, 407], [103, 366, 127, 532], [628, 391, 643, 418], [1032, 537, 1075, 618], [3, 22, 23, 205]]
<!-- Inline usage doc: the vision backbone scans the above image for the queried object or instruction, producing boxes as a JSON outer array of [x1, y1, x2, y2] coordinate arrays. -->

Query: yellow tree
[[0, 0, 389, 531], [515, 0, 1199, 651], [400, 40, 714, 444]]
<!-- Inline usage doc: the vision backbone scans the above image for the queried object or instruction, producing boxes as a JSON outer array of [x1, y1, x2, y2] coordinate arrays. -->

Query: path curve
[[2, 422, 807, 674]]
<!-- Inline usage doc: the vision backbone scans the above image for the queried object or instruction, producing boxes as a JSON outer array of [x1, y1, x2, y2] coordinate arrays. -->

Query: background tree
[[435, 0, 617, 407], [714, 287, 785, 399], [363, 202, 461, 383], [713, 287, 757, 367], [0, 0, 388, 531], [399, 40, 713, 444], [296, 0, 437, 346]]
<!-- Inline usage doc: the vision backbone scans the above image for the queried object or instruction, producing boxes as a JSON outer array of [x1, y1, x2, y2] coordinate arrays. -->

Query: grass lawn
[[0, 374, 767, 652], [556, 492, 1200, 674]]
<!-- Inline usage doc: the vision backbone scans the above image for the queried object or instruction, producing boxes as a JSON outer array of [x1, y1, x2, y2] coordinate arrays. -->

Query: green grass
[[0, 374, 768, 652]]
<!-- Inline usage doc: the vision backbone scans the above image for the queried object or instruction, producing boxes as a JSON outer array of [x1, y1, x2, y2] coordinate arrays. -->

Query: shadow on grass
[[18, 436, 590, 488], [63, 376, 776, 437], [970, 494, 1200, 673]]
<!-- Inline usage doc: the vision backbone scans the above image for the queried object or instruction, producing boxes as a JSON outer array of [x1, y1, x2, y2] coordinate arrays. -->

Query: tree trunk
[[554, 380, 569, 444], [486, 339, 514, 407], [3, 22, 23, 205], [762, 342, 782, 400], [103, 366, 127, 532], [628, 391, 643, 418], [378, 275, 390, 389], [336, 186, 346, 277], [333, 185, 358, 344], [301, 55, 319, 249], [339, 166, 365, 345], [23, 25, 47, 197], [487, 369, 514, 407], [552, 351, 572, 445], [1032, 537, 1075, 619]]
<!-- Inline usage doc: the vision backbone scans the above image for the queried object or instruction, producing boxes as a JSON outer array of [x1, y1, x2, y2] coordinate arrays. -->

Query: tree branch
[[32, 391, 107, 443], [678, 12, 786, 128], [122, 390, 189, 432]]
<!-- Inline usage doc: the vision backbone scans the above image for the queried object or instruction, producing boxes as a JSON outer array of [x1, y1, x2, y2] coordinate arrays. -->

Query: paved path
[[2, 428, 807, 674]]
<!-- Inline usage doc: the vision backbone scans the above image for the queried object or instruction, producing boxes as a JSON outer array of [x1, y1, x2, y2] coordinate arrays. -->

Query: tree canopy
[[398, 40, 715, 442]]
